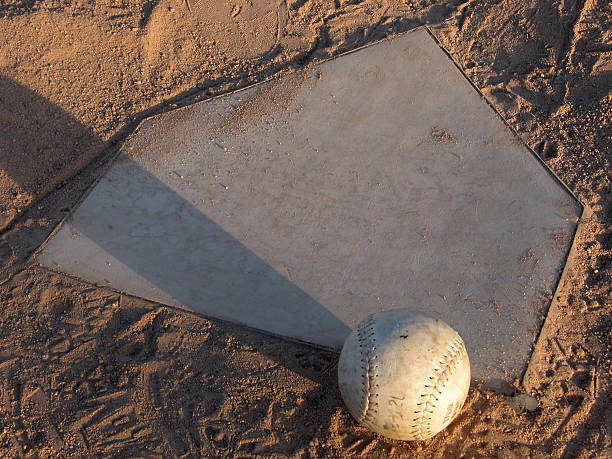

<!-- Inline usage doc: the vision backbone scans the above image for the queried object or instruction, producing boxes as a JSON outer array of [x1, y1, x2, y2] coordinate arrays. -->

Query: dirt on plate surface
[[0, 0, 610, 457]]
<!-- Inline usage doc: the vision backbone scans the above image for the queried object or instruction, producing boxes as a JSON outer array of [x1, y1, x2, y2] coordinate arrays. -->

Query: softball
[[338, 309, 471, 441]]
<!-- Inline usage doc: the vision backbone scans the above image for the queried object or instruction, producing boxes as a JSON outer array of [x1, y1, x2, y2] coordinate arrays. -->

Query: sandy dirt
[[0, 0, 610, 457]]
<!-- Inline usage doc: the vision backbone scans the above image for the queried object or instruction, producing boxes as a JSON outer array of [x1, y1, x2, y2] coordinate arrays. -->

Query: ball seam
[[356, 314, 378, 424], [413, 336, 466, 439]]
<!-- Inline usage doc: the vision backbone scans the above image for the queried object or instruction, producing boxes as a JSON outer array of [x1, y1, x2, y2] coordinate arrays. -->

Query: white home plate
[[38, 28, 581, 385]]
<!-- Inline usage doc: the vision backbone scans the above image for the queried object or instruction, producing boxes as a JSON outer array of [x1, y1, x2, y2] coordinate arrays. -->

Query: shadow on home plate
[[40, 156, 351, 350]]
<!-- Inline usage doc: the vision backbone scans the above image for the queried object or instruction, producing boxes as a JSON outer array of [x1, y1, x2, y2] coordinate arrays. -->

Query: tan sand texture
[[0, 0, 610, 457]]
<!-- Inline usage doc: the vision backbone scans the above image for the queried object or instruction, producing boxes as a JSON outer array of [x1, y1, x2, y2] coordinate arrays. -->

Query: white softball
[[338, 309, 470, 441]]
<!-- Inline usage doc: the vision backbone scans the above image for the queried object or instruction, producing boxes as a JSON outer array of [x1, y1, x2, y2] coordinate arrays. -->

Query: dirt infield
[[0, 0, 610, 457]]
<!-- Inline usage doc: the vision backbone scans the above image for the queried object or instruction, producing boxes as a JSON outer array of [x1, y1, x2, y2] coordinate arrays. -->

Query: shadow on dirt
[[0, 76, 104, 228]]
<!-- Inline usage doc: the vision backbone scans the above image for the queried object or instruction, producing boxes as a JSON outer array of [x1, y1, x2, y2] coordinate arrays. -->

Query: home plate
[[37, 28, 582, 386]]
